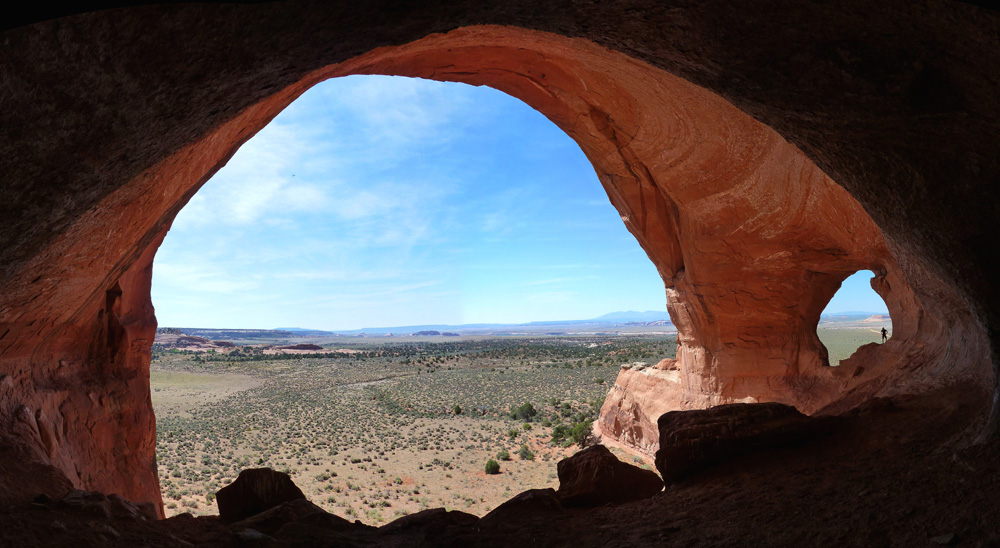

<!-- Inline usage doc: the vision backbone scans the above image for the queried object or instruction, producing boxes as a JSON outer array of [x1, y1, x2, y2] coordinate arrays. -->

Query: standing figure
[[881, 327, 888, 343]]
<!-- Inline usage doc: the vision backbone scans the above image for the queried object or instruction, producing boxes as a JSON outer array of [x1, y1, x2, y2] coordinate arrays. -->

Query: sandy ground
[[149, 328, 882, 520], [150, 357, 620, 520], [151, 368, 262, 417]]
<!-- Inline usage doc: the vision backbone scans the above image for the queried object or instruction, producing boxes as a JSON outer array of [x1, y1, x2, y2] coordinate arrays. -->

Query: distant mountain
[[821, 311, 888, 317], [338, 323, 508, 335], [861, 314, 892, 323], [161, 312, 678, 339], [174, 328, 299, 340], [273, 327, 340, 336], [591, 310, 673, 322]]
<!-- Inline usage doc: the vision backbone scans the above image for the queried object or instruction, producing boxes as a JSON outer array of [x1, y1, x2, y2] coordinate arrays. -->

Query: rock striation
[[0, 2, 997, 510]]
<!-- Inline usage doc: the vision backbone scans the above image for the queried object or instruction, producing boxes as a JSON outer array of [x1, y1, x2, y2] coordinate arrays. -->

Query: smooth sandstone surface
[[0, 2, 997, 514], [556, 444, 663, 507], [654, 403, 838, 482]]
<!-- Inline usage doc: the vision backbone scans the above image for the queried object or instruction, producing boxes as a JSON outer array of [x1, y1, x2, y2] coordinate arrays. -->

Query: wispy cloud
[[173, 125, 331, 229], [322, 76, 477, 150], [525, 276, 598, 286], [152, 75, 674, 330], [527, 291, 578, 304], [153, 262, 261, 294]]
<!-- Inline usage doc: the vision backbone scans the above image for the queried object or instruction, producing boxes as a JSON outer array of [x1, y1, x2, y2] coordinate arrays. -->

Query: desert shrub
[[518, 444, 535, 461], [485, 459, 501, 475], [570, 420, 594, 447], [453, 404, 462, 415], [510, 402, 538, 422], [551, 424, 572, 444], [497, 449, 511, 461]]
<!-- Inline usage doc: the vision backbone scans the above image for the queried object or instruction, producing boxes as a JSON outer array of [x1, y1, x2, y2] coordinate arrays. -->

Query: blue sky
[[151, 76, 886, 330], [825, 270, 888, 315]]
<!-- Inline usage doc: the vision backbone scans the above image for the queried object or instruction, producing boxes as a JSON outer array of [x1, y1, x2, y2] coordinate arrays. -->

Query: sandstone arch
[[1, 2, 997, 518]]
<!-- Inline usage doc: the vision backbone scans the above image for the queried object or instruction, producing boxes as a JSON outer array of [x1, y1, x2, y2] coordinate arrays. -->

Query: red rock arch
[[1, 5, 997, 518]]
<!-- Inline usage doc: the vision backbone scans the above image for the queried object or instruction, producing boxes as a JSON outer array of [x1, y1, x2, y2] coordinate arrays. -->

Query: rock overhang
[[0, 1, 997, 514]]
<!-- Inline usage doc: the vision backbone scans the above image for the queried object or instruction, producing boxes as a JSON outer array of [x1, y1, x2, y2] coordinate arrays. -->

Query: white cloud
[[527, 291, 577, 304], [153, 262, 260, 294], [171, 124, 334, 230], [151, 75, 673, 330], [329, 76, 477, 149]]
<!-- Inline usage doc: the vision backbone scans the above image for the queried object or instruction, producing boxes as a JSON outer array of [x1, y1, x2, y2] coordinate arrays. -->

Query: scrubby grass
[[817, 327, 886, 365], [152, 335, 675, 519]]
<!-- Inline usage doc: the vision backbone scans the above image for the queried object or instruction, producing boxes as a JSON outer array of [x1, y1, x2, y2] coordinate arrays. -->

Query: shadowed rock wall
[[1, 1, 997, 511]]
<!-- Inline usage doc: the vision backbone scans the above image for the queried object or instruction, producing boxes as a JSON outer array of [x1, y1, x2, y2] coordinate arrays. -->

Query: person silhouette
[[881, 327, 888, 343]]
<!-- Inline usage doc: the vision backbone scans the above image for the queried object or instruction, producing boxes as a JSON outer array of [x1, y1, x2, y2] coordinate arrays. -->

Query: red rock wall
[[0, 227, 164, 513], [1, 3, 996, 510], [319, 28, 990, 454]]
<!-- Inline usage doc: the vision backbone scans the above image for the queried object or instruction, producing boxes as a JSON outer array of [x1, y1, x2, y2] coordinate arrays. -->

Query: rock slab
[[478, 488, 562, 530], [655, 403, 837, 482], [556, 445, 663, 507], [215, 468, 306, 524]]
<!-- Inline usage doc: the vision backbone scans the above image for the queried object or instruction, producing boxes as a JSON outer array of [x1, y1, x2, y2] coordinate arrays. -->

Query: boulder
[[556, 445, 663, 507], [229, 498, 327, 536], [55, 490, 112, 519], [478, 489, 562, 529], [215, 468, 306, 524], [267, 509, 374, 544], [381, 507, 478, 535], [655, 403, 837, 482]]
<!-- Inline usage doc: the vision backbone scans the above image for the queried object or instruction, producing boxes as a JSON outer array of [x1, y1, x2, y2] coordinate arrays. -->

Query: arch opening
[[149, 73, 676, 519], [150, 74, 669, 331], [817, 270, 895, 367]]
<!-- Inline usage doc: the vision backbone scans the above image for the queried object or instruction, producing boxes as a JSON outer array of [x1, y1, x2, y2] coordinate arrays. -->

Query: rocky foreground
[[3, 384, 999, 547]]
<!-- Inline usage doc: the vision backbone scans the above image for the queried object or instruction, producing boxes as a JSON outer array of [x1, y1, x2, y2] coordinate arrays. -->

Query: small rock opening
[[817, 270, 893, 366]]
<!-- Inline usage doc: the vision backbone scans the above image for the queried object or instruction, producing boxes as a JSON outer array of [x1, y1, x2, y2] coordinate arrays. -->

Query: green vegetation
[[485, 459, 501, 475], [510, 402, 538, 422], [151, 334, 676, 520], [550, 417, 596, 448], [571, 420, 595, 447], [817, 327, 886, 365]]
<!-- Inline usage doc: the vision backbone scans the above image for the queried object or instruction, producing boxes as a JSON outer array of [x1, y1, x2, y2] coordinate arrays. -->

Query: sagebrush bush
[[485, 459, 501, 474], [510, 402, 538, 422]]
